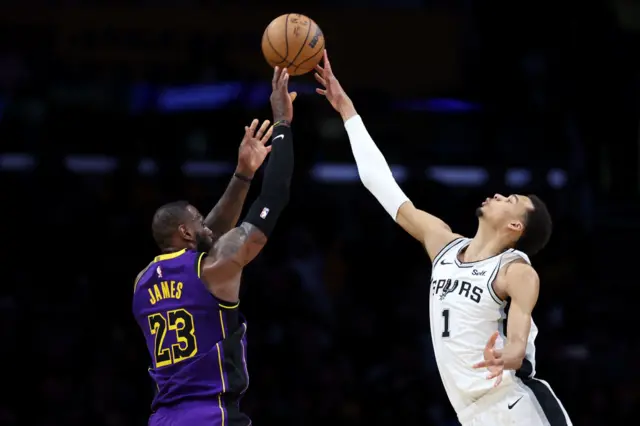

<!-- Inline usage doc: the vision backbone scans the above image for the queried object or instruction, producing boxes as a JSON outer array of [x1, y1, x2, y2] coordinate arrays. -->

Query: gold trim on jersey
[[219, 311, 227, 339], [134, 249, 188, 293], [219, 301, 240, 309], [216, 341, 228, 425], [196, 252, 206, 278], [154, 249, 187, 262]]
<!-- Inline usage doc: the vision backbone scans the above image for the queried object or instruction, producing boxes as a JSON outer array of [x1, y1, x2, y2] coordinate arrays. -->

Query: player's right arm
[[314, 51, 461, 260], [200, 66, 296, 302]]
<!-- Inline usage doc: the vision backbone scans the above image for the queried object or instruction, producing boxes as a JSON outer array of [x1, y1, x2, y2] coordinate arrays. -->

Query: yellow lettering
[[170, 281, 176, 298], [176, 282, 183, 299], [148, 288, 157, 305], [161, 281, 171, 299], [154, 285, 163, 301]]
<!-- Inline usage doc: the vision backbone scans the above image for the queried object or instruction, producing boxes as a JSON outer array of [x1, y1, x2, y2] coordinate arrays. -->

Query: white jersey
[[429, 237, 539, 415]]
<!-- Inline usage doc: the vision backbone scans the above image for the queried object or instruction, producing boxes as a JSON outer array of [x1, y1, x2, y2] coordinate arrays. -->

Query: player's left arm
[[204, 120, 274, 240], [501, 262, 540, 370], [200, 121, 294, 302], [203, 174, 251, 240]]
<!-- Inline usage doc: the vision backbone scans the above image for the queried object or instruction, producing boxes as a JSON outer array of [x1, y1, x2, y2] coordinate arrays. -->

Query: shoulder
[[133, 262, 153, 293], [432, 236, 467, 265], [494, 260, 538, 300], [503, 261, 539, 300], [502, 248, 531, 265]]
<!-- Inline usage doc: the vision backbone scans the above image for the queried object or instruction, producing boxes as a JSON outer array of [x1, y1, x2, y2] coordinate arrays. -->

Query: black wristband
[[271, 123, 292, 143], [233, 172, 252, 183], [244, 128, 294, 237]]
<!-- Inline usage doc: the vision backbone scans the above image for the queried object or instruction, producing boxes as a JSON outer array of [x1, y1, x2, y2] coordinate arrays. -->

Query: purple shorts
[[149, 400, 250, 426]]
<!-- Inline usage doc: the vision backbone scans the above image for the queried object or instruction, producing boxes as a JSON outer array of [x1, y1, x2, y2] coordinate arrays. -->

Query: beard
[[475, 207, 484, 218], [195, 232, 213, 252]]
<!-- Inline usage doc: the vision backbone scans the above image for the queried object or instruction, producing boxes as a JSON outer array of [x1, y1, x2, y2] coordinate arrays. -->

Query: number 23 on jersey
[[148, 308, 198, 367]]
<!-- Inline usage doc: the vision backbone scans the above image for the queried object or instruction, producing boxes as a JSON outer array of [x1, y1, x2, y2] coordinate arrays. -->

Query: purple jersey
[[133, 249, 250, 425]]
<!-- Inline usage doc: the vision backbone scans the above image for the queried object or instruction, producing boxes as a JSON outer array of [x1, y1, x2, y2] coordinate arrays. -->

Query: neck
[[161, 246, 181, 254], [163, 242, 192, 254], [464, 221, 511, 262]]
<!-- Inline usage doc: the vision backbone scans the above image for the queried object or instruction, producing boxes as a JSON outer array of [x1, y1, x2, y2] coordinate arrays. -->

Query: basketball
[[261, 14, 325, 76]]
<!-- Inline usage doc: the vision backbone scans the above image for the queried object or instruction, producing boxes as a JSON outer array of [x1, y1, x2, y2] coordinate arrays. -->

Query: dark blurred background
[[1, 1, 639, 425]]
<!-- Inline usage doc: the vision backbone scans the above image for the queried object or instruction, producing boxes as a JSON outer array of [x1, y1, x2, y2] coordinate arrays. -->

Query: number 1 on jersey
[[442, 309, 451, 337]]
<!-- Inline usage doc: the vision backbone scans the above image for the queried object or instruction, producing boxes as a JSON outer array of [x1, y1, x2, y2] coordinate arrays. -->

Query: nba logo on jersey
[[260, 207, 270, 219], [156, 266, 162, 278]]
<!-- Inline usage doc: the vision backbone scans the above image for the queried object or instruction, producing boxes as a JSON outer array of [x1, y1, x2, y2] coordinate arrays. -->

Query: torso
[[429, 238, 539, 414], [132, 249, 249, 415]]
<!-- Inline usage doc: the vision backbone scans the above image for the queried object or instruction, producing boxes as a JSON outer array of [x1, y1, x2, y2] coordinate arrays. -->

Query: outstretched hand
[[314, 50, 352, 114], [472, 331, 505, 387], [237, 119, 274, 176], [270, 66, 297, 124]]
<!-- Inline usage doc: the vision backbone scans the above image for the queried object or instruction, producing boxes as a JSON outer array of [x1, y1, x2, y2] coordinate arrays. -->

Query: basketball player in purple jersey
[[133, 67, 297, 426]]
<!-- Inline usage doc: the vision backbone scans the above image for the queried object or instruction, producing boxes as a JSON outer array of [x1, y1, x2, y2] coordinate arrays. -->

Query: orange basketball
[[261, 14, 325, 76]]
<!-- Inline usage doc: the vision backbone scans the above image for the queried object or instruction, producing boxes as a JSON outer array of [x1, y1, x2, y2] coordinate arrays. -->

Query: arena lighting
[[127, 82, 480, 113], [0, 153, 567, 188]]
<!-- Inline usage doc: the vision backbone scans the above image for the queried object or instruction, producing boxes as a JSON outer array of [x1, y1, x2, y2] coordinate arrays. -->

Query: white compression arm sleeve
[[344, 115, 410, 220]]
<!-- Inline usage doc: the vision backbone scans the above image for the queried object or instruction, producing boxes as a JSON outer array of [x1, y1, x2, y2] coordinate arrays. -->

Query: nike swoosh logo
[[440, 260, 453, 265], [273, 134, 284, 141], [508, 396, 523, 409]]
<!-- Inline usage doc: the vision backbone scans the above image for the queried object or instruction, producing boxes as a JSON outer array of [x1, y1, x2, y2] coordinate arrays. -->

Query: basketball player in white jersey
[[314, 50, 572, 426]]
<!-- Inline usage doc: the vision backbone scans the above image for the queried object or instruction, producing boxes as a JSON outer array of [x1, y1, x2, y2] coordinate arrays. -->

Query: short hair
[[514, 195, 552, 256], [151, 200, 191, 250]]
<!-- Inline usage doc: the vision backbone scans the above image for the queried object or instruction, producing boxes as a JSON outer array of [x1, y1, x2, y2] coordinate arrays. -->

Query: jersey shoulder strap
[[500, 249, 531, 267], [432, 237, 468, 265]]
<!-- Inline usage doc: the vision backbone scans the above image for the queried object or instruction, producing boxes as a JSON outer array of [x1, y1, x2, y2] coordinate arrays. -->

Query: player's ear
[[178, 224, 194, 241], [507, 220, 524, 233]]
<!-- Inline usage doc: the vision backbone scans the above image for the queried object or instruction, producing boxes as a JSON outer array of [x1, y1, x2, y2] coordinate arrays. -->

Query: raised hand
[[270, 66, 297, 125], [314, 50, 352, 116], [472, 331, 505, 387], [236, 119, 273, 177]]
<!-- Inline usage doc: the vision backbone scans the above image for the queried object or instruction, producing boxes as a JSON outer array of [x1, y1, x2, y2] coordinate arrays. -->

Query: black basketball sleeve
[[243, 124, 293, 237]]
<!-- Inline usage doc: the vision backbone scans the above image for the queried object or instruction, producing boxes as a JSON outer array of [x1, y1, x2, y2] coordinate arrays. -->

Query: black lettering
[[147, 308, 198, 367], [442, 309, 450, 337], [436, 279, 446, 294], [471, 286, 483, 303], [308, 27, 323, 48], [459, 281, 472, 298]]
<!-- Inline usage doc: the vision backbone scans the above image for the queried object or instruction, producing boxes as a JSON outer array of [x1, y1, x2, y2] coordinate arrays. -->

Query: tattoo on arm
[[204, 177, 251, 239], [211, 222, 268, 268]]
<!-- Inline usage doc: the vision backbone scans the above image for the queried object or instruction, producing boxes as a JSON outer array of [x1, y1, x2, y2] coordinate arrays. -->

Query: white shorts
[[458, 378, 572, 426]]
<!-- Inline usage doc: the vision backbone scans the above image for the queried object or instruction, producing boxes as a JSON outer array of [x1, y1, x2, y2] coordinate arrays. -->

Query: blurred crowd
[[1, 2, 638, 425], [1, 167, 635, 426]]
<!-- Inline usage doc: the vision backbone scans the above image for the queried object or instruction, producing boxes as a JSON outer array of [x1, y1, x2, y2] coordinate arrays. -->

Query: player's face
[[185, 205, 214, 252], [476, 194, 533, 234]]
